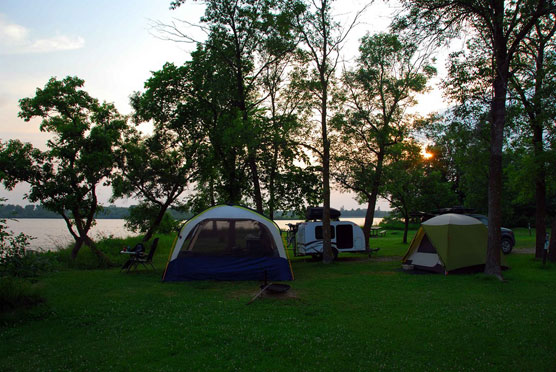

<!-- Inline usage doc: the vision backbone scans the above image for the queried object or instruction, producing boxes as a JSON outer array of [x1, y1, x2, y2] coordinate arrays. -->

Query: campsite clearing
[[1, 228, 556, 371]]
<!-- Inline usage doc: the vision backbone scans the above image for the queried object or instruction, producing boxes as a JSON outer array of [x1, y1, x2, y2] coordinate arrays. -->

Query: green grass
[[1, 229, 556, 371]]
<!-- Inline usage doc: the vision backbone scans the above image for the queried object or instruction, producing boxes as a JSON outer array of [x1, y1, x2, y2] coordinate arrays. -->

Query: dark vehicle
[[466, 214, 515, 255]]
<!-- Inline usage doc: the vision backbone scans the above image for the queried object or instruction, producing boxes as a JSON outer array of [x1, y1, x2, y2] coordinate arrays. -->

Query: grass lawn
[[1, 228, 556, 371]]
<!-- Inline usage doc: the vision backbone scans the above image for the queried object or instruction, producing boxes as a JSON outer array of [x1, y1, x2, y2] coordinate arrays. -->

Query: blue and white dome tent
[[162, 205, 293, 281]]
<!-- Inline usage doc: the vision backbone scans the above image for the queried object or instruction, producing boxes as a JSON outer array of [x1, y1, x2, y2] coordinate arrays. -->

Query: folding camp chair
[[128, 238, 159, 272]]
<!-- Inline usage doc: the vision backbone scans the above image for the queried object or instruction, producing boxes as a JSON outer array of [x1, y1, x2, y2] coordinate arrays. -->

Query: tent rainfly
[[162, 205, 293, 281], [402, 213, 488, 273]]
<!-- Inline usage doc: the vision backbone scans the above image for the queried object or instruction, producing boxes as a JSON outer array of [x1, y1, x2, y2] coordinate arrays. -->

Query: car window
[[469, 215, 488, 225]]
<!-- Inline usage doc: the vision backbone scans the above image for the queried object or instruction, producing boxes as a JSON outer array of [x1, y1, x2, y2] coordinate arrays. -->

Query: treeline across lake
[[0, 204, 388, 220], [0, 204, 190, 220]]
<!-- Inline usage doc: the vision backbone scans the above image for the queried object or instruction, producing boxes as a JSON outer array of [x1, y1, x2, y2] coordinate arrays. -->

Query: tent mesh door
[[178, 219, 279, 258]]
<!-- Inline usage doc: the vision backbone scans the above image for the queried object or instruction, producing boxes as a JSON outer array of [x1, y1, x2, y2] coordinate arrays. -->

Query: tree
[[383, 141, 457, 243], [332, 32, 435, 249], [417, 109, 491, 213], [396, 0, 556, 277], [257, 54, 322, 219], [0, 77, 126, 263], [508, 17, 556, 258], [294, 0, 365, 263], [113, 132, 196, 242], [184, 43, 249, 206], [165, 0, 304, 213], [113, 63, 201, 242]]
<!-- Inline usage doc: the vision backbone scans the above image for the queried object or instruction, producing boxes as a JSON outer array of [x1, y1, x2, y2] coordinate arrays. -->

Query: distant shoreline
[[1, 204, 390, 220]]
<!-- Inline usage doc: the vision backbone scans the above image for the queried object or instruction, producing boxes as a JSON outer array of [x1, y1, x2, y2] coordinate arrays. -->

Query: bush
[[46, 235, 148, 270], [0, 217, 57, 277], [378, 215, 420, 230], [0, 276, 45, 312]]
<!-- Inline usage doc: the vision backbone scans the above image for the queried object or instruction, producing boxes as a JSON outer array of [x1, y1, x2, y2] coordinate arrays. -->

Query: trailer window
[[315, 226, 335, 240], [336, 224, 354, 249]]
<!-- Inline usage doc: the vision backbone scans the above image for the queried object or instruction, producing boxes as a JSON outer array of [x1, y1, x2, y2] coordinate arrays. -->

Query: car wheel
[[501, 237, 513, 255]]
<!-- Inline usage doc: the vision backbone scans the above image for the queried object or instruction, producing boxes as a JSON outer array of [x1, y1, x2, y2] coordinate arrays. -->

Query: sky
[[0, 0, 448, 211]]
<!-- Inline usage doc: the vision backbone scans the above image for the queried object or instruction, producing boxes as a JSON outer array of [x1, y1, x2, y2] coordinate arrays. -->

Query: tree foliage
[[333, 32, 435, 247], [165, 0, 305, 213], [293, 0, 366, 262], [383, 141, 457, 243], [395, 0, 556, 277], [114, 63, 201, 241], [0, 77, 126, 263]]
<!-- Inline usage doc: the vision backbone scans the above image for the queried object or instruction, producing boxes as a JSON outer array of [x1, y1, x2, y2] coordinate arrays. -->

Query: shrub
[[46, 235, 147, 270], [1, 216, 51, 277], [0, 214, 58, 278], [378, 215, 420, 230], [0, 276, 45, 312]]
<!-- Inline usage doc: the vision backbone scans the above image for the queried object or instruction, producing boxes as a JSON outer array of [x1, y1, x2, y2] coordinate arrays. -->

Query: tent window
[[417, 234, 436, 253], [315, 225, 335, 240], [178, 219, 278, 258], [335, 224, 353, 249]]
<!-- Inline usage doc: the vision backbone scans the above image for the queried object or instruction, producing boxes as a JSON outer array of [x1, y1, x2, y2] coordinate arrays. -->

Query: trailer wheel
[[332, 247, 339, 261], [311, 253, 322, 261]]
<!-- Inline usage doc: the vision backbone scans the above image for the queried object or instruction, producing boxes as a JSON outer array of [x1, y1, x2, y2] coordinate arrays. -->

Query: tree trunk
[[71, 238, 85, 260], [268, 146, 279, 221], [142, 201, 172, 242], [84, 236, 113, 267], [549, 219, 556, 262], [322, 134, 333, 263], [362, 151, 384, 250], [209, 176, 216, 206], [484, 33, 506, 278], [403, 214, 409, 244], [226, 153, 241, 205], [533, 122, 546, 259], [248, 154, 264, 214], [321, 67, 333, 264], [362, 199, 375, 251]]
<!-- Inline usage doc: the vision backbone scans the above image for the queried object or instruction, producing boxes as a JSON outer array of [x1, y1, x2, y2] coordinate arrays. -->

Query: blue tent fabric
[[163, 256, 293, 281]]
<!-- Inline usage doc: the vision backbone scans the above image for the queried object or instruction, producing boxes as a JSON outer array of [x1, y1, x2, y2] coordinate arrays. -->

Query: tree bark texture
[[484, 4, 510, 277], [362, 150, 384, 251], [549, 219, 556, 262], [485, 28, 507, 277], [403, 215, 409, 244], [321, 99, 333, 263], [363, 200, 375, 252], [71, 238, 84, 260], [533, 122, 546, 259], [142, 199, 173, 242]]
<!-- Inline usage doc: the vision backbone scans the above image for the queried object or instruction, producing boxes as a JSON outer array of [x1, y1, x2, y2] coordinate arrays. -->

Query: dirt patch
[[336, 256, 373, 262], [229, 287, 299, 302], [259, 289, 299, 300], [361, 271, 397, 276], [513, 248, 535, 254], [334, 255, 402, 263], [371, 255, 402, 262]]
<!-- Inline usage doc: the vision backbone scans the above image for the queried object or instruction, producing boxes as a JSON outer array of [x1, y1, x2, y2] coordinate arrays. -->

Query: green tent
[[402, 214, 488, 273]]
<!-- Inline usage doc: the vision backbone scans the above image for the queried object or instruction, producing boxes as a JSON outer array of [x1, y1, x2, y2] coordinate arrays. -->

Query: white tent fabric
[[169, 205, 287, 261], [422, 213, 483, 226]]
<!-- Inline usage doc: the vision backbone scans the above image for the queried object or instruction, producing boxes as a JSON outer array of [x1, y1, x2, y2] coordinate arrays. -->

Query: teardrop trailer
[[286, 207, 367, 260]]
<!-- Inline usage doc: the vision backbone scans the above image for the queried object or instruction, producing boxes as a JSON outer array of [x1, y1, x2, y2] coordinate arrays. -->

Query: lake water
[[5, 217, 382, 251]]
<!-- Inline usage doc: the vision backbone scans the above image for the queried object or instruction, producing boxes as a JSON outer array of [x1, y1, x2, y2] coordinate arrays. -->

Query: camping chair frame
[[127, 238, 159, 272]]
